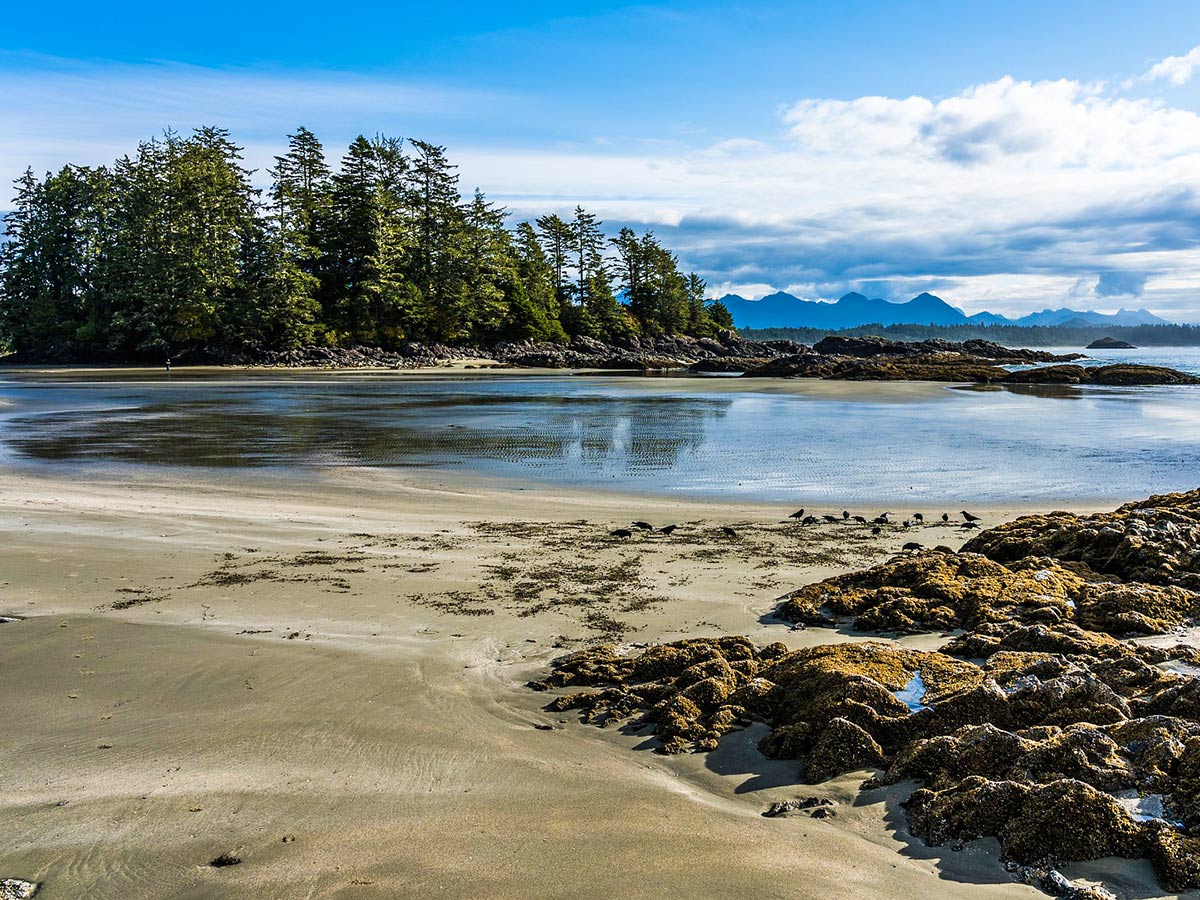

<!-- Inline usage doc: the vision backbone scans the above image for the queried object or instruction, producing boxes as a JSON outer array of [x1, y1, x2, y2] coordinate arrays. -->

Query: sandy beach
[[0, 461, 1124, 899]]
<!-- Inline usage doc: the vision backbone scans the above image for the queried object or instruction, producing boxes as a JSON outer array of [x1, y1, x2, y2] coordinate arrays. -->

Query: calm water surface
[[2, 351, 1200, 504]]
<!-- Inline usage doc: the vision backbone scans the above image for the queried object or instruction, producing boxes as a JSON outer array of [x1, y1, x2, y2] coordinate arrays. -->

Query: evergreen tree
[[534, 213, 572, 308], [509, 222, 567, 342], [406, 139, 465, 338], [323, 135, 420, 346], [0, 126, 733, 360]]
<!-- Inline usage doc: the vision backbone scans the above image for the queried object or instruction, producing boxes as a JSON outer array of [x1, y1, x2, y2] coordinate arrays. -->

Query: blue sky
[[5, 1, 1200, 318]]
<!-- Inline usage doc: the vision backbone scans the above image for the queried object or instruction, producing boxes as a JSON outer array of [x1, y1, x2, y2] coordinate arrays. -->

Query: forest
[[0, 127, 733, 361]]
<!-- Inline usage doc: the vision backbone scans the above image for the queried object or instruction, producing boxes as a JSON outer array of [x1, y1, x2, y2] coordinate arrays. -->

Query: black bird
[[913, 513, 924, 523], [787, 509, 805, 519], [610, 528, 633, 538], [902, 519, 913, 528], [802, 515, 821, 525], [852, 515, 867, 525], [721, 526, 738, 538], [941, 513, 950, 523], [822, 514, 840, 523], [872, 515, 890, 525], [960, 521, 980, 530], [658, 524, 678, 535], [961, 511, 981, 523], [871, 525, 883, 535], [842, 510, 851, 520], [633, 521, 654, 531], [902, 541, 923, 552]]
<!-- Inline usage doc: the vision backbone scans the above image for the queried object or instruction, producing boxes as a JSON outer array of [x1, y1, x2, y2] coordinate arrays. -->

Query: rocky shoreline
[[8, 333, 1197, 386], [531, 489, 1200, 897]]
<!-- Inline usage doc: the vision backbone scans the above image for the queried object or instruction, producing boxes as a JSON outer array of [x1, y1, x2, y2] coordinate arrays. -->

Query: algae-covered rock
[[1085, 364, 1200, 386], [906, 777, 1146, 864], [775, 551, 1085, 633], [1146, 821, 1200, 892], [964, 490, 1200, 591], [805, 717, 887, 782], [779, 549, 1199, 637], [533, 487, 1200, 895]]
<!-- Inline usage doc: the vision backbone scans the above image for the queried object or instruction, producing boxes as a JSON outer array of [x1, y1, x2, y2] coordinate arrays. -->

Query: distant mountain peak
[[717, 290, 1172, 331]]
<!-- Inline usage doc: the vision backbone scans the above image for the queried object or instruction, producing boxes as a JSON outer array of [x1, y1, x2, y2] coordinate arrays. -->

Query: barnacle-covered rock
[[905, 777, 1146, 864], [963, 490, 1200, 591]]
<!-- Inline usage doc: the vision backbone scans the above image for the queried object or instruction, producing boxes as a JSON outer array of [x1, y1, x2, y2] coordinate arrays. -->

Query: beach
[[0, 463, 1095, 900]]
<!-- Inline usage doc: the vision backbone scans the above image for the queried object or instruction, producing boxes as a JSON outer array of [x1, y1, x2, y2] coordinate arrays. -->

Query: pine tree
[[509, 222, 567, 342], [535, 213, 572, 308], [0, 126, 732, 361]]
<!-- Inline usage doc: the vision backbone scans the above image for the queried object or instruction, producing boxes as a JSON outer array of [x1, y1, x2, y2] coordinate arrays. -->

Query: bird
[[802, 515, 821, 525], [610, 528, 633, 538], [913, 513, 924, 523], [961, 511, 981, 523], [871, 526, 883, 535], [633, 521, 653, 531], [902, 519, 913, 528], [941, 513, 950, 523], [822, 514, 840, 523], [852, 515, 867, 525], [960, 521, 980, 530], [658, 524, 678, 535], [787, 509, 805, 519], [872, 515, 890, 525], [721, 526, 738, 538], [902, 541, 923, 552], [842, 510, 851, 520]]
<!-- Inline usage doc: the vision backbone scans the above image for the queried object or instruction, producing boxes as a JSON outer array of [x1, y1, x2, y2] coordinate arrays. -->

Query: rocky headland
[[531, 488, 1200, 896]]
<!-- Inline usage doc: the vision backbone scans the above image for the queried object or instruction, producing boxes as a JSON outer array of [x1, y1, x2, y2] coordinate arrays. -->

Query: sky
[[4, 1, 1200, 319]]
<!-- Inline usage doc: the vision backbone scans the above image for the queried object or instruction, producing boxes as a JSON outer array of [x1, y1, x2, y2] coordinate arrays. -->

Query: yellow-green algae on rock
[[531, 490, 1200, 895]]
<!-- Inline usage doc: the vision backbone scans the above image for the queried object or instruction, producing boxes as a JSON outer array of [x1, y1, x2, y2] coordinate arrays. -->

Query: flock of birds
[[609, 509, 983, 547]]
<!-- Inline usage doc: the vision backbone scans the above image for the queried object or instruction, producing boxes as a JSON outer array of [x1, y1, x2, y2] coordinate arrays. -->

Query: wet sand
[[0, 467, 1117, 898]]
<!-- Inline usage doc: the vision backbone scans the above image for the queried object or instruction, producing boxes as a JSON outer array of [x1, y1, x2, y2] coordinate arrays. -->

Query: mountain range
[[717, 291, 1172, 330]]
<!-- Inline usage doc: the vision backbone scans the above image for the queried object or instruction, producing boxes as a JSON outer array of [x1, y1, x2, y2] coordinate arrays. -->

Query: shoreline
[[0, 465, 1148, 899]]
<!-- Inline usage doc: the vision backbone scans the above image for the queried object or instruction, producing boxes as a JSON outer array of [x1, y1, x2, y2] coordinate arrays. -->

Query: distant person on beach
[[165, 358, 172, 373]]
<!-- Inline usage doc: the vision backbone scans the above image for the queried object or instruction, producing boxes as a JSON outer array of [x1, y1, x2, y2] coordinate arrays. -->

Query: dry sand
[[0, 466, 1117, 898]]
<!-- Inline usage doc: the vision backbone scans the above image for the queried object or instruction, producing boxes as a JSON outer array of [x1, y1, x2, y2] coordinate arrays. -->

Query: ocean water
[[1032, 345, 1200, 376], [2, 358, 1199, 504]]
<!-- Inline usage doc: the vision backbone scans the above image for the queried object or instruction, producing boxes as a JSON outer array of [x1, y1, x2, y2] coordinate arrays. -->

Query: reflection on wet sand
[[5, 389, 732, 474]]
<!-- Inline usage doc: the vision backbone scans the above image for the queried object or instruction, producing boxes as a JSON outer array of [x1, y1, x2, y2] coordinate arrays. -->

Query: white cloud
[[1145, 44, 1200, 86], [783, 76, 1200, 166]]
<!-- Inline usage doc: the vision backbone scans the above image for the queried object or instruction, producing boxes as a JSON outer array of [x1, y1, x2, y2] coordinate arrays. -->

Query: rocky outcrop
[[962, 489, 1200, 590], [494, 334, 799, 371], [774, 548, 1200, 636], [532, 488, 1200, 896], [535, 633, 1200, 891], [740, 337, 1198, 385], [812, 336, 1081, 363], [1000, 364, 1200, 386], [1087, 337, 1136, 350]]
